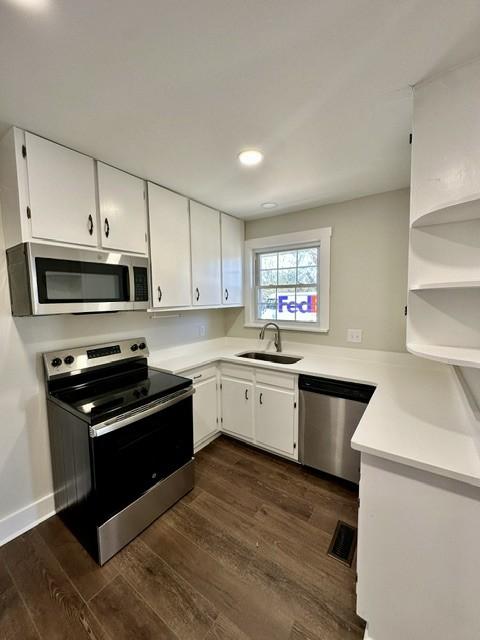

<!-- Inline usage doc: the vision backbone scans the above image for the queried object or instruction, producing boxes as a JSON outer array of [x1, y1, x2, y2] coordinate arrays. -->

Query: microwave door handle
[[89, 387, 194, 438]]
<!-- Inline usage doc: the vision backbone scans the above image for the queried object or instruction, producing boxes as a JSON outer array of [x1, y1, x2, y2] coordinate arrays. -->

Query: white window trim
[[244, 227, 331, 333]]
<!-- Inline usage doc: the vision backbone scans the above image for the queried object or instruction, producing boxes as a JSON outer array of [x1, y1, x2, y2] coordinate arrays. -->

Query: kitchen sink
[[236, 351, 303, 365]]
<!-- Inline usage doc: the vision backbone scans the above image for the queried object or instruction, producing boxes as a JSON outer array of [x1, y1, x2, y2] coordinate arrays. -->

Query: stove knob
[[133, 389, 141, 399], [130, 343, 138, 352], [138, 342, 146, 350], [141, 387, 148, 396], [64, 355, 75, 365], [51, 357, 62, 368]]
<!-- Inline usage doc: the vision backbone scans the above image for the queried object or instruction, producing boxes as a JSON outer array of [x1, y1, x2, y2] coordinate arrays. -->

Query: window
[[256, 246, 319, 323], [244, 228, 331, 332]]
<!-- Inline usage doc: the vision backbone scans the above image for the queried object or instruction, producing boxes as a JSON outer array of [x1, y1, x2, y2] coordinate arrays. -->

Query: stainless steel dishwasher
[[299, 375, 375, 483]]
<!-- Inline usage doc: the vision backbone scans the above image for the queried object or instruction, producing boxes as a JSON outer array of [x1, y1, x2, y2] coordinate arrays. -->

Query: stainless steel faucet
[[259, 322, 282, 352]]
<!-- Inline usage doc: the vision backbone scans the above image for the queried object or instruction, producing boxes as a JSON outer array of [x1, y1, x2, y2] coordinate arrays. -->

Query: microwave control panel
[[133, 267, 149, 302]]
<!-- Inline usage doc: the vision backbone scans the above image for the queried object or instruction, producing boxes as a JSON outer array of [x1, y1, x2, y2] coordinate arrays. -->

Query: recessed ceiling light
[[238, 149, 263, 167], [6, 0, 50, 10], [261, 202, 278, 209]]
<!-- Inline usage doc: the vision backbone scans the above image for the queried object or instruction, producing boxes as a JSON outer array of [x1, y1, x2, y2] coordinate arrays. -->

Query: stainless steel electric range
[[43, 337, 194, 565]]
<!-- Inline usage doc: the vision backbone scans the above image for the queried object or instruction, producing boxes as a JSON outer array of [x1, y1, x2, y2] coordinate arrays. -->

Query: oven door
[[28, 243, 135, 314], [90, 387, 194, 525]]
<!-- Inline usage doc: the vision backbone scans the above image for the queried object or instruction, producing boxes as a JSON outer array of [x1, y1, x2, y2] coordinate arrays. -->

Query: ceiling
[[1, 1, 480, 219]]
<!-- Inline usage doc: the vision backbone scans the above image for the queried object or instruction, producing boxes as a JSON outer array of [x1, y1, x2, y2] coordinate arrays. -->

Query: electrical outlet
[[347, 329, 362, 343], [197, 325, 206, 338]]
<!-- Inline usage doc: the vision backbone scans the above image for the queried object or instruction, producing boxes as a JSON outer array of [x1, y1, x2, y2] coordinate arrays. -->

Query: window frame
[[244, 227, 331, 333]]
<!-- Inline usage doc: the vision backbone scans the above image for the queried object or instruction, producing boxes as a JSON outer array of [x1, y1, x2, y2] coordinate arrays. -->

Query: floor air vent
[[327, 521, 357, 567]]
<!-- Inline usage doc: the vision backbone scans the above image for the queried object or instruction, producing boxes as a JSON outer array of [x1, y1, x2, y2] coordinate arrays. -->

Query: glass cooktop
[[51, 365, 191, 424]]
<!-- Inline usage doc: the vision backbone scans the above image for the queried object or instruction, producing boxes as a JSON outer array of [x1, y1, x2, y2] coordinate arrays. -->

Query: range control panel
[[87, 345, 122, 359], [43, 338, 149, 379]]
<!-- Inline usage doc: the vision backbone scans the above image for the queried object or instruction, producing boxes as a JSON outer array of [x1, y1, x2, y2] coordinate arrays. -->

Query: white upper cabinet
[[25, 132, 97, 246], [221, 213, 244, 305], [190, 201, 222, 306], [411, 59, 480, 225], [148, 183, 192, 308], [97, 163, 147, 255]]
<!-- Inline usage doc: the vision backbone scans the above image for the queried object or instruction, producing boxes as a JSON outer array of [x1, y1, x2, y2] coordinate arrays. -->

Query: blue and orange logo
[[278, 295, 317, 314]]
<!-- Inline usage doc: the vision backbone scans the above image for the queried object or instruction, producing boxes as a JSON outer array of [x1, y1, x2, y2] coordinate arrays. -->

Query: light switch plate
[[347, 329, 362, 343]]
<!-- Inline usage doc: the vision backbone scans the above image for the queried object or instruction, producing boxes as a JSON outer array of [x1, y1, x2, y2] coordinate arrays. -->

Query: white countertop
[[150, 337, 480, 488]]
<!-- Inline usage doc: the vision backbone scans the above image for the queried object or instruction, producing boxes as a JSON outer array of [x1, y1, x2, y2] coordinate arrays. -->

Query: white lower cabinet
[[357, 453, 480, 640], [180, 362, 298, 460], [220, 364, 298, 460], [221, 376, 254, 441], [182, 366, 220, 451], [255, 384, 296, 457]]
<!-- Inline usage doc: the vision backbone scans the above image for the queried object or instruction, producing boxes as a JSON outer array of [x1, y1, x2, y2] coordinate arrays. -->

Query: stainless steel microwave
[[6, 243, 149, 316]]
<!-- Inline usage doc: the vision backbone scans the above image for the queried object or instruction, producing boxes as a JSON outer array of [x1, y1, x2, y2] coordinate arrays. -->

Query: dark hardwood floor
[[0, 436, 365, 640]]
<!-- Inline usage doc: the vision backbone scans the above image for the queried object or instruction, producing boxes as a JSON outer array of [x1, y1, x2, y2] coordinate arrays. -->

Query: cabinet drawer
[[220, 363, 255, 381], [255, 369, 296, 390], [182, 365, 217, 382]]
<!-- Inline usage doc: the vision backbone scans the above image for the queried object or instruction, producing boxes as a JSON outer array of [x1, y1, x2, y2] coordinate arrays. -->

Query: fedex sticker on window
[[278, 294, 317, 314]]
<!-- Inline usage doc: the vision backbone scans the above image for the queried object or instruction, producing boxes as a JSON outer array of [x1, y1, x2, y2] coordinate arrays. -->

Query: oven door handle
[[89, 386, 194, 438]]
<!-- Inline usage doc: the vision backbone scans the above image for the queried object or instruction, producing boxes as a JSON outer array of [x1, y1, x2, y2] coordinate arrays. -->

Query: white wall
[[0, 212, 225, 543], [225, 189, 410, 352]]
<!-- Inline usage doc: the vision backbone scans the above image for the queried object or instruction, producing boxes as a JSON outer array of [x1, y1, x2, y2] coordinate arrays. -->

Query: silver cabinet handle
[[259, 392, 263, 405], [157, 286, 162, 302], [245, 388, 248, 400], [193, 374, 202, 380], [195, 287, 200, 302]]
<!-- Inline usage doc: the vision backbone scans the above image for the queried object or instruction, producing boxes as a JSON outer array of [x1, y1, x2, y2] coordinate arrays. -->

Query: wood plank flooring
[[0, 435, 365, 640]]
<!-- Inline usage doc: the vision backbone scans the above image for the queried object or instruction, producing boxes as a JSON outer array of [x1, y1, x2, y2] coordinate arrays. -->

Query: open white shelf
[[412, 195, 480, 228], [407, 344, 480, 368], [410, 281, 480, 291]]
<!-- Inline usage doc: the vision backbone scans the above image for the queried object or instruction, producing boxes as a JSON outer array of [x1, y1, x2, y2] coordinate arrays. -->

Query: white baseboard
[[364, 626, 373, 640], [194, 430, 221, 453], [0, 493, 55, 546]]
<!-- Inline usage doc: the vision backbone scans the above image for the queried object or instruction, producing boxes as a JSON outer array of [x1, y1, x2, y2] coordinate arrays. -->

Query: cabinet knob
[[259, 392, 263, 405], [225, 288, 229, 301], [88, 214, 94, 236], [245, 388, 248, 400], [157, 286, 162, 302], [195, 287, 200, 302], [104, 217, 110, 238]]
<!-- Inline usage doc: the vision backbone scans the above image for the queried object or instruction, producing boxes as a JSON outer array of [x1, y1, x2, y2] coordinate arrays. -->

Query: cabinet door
[[193, 376, 218, 447], [255, 385, 296, 457], [221, 377, 254, 441], [221, 213, 244, 305], [190, 201, 221, 306], [25, 132, 97, 246], [148, 183, 192, 308], [98, 162, 147, 254]]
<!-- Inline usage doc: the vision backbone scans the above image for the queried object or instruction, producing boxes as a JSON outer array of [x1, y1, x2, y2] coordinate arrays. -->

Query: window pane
[[257, 288, 277, 320], [278, 251, 296, 268], [297, 266, 317, 284], [278, 268, 296, 285], [277, 288, 296, 321], [295, 287, 317, 322], [260, 269, 277, 286], [297, 248, 318, 267], [259, 253, 277, 270]]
